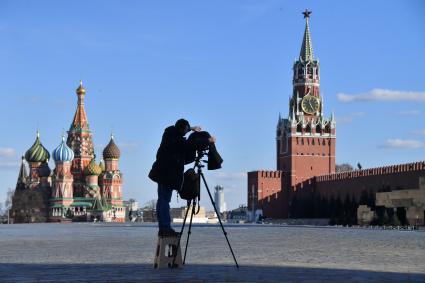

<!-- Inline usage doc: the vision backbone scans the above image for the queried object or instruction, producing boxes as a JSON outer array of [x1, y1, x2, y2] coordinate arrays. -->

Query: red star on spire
[[302, 9, 312, 19]]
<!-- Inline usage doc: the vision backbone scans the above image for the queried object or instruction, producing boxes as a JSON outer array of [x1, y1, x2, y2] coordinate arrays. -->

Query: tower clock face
[[301, 95, 320, 114]]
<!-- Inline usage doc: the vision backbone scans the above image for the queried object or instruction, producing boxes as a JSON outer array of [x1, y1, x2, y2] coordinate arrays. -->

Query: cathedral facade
[[11, 82, 125, 223]]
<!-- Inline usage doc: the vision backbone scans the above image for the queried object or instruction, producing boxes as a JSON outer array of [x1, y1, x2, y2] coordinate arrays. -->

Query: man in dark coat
[[149, 119, 215, 236]]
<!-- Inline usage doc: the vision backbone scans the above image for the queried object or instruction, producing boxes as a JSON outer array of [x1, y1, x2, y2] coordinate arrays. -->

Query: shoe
[[158, 228, 180, 237]]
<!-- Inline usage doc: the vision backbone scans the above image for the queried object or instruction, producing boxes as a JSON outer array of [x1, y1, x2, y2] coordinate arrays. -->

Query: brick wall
[[311, 161, 425, 201], [247, 170, 290, 218]]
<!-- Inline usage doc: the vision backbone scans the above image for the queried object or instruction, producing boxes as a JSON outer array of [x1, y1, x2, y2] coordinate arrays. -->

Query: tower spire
[[67, 81, 94, 188], [71, 81, 89, 129], [300, 9, 314, 62]]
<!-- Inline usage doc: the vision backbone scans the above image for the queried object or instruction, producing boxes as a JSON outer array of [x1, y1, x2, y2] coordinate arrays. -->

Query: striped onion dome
[[53, 135, 74, 163], [103, 135, 121, 160], [25, 132, 50, 163], [84, 157, 102, 176]]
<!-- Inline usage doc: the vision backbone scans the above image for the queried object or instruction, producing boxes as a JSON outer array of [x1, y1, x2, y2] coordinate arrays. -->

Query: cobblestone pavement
[[0, 223, 424, 282]]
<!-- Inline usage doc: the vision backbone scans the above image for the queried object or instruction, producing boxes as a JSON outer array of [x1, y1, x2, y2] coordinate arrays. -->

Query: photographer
[[149, 119, 215, 237]]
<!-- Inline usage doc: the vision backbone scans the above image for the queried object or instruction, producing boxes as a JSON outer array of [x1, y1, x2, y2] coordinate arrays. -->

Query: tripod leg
[[200, 173, 239, 268], [171, 201, 191, 268], [183, 203, 196, 264]]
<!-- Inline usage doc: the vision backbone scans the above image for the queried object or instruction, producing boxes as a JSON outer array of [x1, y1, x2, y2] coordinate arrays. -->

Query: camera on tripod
[[188, 131, 223, 170], [172, 131, 238, 268], [178, 131, 223, 201]]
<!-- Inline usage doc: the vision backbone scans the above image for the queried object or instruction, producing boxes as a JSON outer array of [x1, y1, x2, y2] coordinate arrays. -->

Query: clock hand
[[308, 100, 314, 110]]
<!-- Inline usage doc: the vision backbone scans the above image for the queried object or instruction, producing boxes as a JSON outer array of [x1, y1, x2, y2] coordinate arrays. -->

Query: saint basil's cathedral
[[11, 82, 125, 223]]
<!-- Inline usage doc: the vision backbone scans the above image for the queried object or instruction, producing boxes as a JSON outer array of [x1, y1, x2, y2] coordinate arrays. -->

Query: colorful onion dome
[[25, 132, 50, 163], [84, 157, 102, 176], [99, 159, 105, 172], [39, 159, 51, 177], [76, 80, 86, 95], [103, 135, 121, 160], [52, 135, 74, 163]]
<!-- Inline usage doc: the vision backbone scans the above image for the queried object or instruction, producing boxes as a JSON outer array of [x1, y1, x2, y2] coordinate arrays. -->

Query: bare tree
[[5, 188, 14, 210], [4, 188, 14, 223], [336, 163, 354, 173], [142, 199, 157, 222], [144, 199, 156, 210]]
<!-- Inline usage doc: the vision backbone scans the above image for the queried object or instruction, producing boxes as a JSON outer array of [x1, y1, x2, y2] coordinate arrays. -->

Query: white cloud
[[0, 148, 15, 158], [411, 129, 425, 136], [206, 171, 246, 192], [0, 161, 20, 170], [380, 139, 425, 149], [215, 172, 246, 181], [337, 89, 425, 102], [335, 112, 366, 124], [397, 110, 422, 116]]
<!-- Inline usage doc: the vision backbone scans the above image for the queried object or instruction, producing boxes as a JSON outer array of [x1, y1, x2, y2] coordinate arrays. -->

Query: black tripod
[[172, 151, 239, 268]]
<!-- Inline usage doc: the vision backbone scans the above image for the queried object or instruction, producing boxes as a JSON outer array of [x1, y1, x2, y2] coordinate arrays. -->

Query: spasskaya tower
[[276, 10, 336, 191]]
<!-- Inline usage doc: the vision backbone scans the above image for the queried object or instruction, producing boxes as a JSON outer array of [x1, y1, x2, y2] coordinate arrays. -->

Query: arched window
[[316, 125, 321, 134], [325, 124, 331, 133], [298, 67, 304, 76], [307, 67, 313, 79], [306, 124, 311, 133]]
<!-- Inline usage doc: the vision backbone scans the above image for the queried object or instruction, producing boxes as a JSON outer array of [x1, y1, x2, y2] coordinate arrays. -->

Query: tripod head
[[193, 150, 208, 172]]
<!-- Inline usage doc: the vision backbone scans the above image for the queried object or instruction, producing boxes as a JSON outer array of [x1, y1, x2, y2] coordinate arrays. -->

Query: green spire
[[299, 9, 314, 62]]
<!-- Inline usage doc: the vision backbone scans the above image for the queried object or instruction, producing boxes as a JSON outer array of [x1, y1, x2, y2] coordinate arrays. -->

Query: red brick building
[[248, 11, 425, 221]]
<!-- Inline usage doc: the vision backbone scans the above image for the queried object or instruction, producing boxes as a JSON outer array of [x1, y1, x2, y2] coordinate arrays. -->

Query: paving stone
[[0, 223, 424, 282]]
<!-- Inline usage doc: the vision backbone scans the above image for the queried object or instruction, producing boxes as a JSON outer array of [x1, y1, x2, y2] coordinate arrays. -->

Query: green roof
[[71, 202, 93, 207], [299, 18, 314, 62], [50, 203, 65, 208], [73, 197, 95, 201]]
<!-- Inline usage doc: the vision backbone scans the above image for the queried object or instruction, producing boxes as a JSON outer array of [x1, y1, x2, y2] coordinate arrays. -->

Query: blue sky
[[0, 1, 424, 210]]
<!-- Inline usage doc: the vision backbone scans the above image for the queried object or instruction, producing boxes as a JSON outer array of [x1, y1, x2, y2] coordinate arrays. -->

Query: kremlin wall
[[248, 12, 425, 225]]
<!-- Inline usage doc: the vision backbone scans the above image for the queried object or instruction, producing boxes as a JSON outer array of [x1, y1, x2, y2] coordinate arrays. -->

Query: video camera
[[187, 131, 223, 170], [179, 131, 223, 201]]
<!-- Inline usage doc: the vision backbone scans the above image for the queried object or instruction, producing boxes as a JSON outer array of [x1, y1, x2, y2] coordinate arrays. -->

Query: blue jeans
[[156, 184, 173, 229]]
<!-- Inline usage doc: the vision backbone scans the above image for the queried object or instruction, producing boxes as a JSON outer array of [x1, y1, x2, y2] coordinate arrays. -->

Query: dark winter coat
[[149, 126, 196, 189]]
